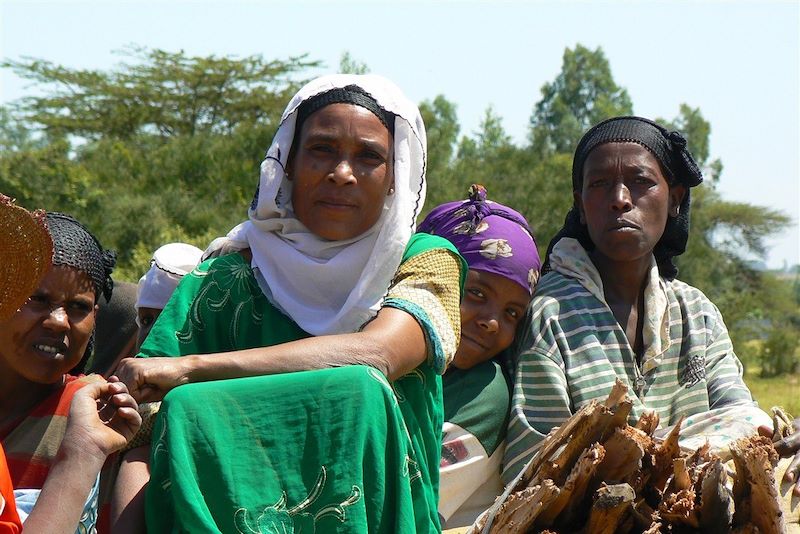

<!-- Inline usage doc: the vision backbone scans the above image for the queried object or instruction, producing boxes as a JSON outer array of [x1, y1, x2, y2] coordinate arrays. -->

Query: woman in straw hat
[[0, 195, 141, 533]]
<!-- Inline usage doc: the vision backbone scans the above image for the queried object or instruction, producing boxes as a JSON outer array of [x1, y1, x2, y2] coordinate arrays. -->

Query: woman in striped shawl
[[502, 116, 775, 484]]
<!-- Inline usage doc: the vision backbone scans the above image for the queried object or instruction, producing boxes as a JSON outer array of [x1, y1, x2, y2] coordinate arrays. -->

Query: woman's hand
[[62, 378, 142, 461], [115, 357, 192, 403], [773, 420, 800, 496], [759, 417, 800, 496]]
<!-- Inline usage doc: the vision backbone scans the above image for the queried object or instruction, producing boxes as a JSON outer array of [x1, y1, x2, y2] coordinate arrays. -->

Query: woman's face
[[0, 266, 97, 385], [576, 142, 685, 264], [453, 270, 529, 370], [290, 103, 394, 241]]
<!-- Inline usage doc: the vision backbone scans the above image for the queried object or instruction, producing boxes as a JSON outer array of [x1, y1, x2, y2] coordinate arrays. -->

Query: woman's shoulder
[[193, 250, 250, 273], [529, 270, 596, 314], [664, 278, 718, 311], [404, 232, 461, 260], [403, 232, 467, 288]]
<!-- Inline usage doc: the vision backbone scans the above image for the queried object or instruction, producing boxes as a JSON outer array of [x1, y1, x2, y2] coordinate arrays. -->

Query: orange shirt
[[0, 444, 22, 534]]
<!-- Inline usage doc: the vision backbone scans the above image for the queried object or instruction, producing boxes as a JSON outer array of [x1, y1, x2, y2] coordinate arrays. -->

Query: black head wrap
[[544, 116, 704, 280], [46, 212, 116, 373], [294, 84, 395, 140]]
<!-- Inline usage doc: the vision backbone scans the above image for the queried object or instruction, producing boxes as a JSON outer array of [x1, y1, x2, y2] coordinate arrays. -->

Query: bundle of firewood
[[472, 379, 793, 534]]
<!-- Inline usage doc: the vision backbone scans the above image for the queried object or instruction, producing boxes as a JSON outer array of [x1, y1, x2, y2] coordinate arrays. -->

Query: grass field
[[744, 369, 800, 417]]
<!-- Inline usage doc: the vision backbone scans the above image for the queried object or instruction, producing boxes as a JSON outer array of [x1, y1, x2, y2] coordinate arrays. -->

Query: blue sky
[[2, 0, 798, 268]]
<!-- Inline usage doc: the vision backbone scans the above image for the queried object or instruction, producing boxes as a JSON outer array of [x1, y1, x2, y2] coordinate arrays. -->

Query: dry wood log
[[630, 498, 658, 530], [649, 419, 683, 493], [473, 381, 789, 534], [686, 440, 713, 469], [515, 400, 608, 491], [731, 525, 761, 534], [635, 410, 660, 436], [584, 483, 635, 534], [641, 518, 663, 534], [596, 426, 651, 482], [508, 380, 629, 495], [659, 487, 699, 528], [600, 398, 633, 442], [603, 379, 629, 409], [489, 480, 560, 534], [671, 457, 693, 492], [697, 458, 734, 534], [537, 443, 606, 528], [534, 396, 635, 489], [731, 435, 784, 534]]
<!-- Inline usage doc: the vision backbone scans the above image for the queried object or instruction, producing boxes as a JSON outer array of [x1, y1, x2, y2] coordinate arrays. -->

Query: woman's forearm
[[187, 307, 427, 382], [21, 444, 105, 534]]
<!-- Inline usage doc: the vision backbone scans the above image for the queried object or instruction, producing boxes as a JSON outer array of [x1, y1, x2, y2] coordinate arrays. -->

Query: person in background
[[133, 242, 203, 351], [87, 281, 138, 377], [502, 116, 780, 485], [0, 197, 141, 534], [418, 184, 541, 528]]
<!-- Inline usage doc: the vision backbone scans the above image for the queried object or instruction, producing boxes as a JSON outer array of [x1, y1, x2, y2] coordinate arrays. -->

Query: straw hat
[[0, 194, 53, 320]]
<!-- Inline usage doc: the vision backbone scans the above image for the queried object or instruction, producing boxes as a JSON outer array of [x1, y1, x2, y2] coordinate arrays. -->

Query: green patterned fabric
[[139, 233, 465, 533]]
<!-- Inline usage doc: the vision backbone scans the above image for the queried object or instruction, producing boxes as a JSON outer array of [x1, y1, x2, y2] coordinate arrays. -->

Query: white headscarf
[[136, 243, 203, 310], [209, 74, 427, 335]]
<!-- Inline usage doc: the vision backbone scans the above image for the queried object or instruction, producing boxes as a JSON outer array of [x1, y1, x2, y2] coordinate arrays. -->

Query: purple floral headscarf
[[418, 185, 541, 294]]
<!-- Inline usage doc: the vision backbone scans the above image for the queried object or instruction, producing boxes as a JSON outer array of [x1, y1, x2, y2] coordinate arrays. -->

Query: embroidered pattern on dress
[[176, 259, 263, 346], [152, 418, 172, 491], [233, 467, 361, 534], [680, 354, 706, 388]]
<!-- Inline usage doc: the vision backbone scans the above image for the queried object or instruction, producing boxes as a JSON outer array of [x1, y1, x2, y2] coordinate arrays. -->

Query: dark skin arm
[[115, 306, 428, 403], [759, 419, 800, 496], [22, 379, 141, 534]]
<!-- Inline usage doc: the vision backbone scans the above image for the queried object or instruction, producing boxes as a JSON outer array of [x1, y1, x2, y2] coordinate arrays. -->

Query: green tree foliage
[[1, 48, 318, 279], [529, 44, 633, 155], [3, 47, 318, 140], [2, 44, 795, 373], [339, 51, 370, 75], [664, 105, 793, 364]]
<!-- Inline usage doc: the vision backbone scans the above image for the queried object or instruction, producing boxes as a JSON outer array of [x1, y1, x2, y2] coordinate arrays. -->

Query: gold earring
[[388, 187, 395, 196]]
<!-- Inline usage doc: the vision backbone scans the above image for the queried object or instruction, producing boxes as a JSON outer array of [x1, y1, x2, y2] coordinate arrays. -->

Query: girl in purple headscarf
[[417, 185, 541, 528]]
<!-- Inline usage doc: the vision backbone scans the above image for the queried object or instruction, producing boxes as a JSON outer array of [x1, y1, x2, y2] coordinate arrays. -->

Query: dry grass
[[744, 370, 800, 418]]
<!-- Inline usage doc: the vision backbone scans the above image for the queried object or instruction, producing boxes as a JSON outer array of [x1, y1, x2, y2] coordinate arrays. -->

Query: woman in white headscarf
[[115, 75, 465, 533]]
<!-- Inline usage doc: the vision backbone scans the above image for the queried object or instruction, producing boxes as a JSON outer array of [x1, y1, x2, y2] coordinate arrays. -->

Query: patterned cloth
[[0, 374, 104, 533], [439, 361, 510, 527], [418, 184, 540, 295], [503, 238, 771, 484], [139, 233, 465, 533]]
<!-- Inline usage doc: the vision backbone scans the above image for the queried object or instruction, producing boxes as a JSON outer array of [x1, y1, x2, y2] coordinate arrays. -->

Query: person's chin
[[452, 344, 490, 370]]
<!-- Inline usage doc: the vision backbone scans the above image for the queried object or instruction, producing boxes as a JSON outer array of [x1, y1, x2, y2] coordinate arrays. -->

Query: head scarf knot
[[418, 184, 541, 294]]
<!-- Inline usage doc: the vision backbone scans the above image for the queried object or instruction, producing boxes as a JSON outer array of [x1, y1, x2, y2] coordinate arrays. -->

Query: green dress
[[139, 233, 465, 533]]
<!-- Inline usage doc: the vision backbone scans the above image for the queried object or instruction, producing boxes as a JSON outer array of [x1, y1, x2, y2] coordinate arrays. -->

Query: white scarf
[[209, 74, 427, 335]]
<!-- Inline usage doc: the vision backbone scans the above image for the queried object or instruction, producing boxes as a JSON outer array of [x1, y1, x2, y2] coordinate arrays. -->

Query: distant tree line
[[1, 45, 796, 375]]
